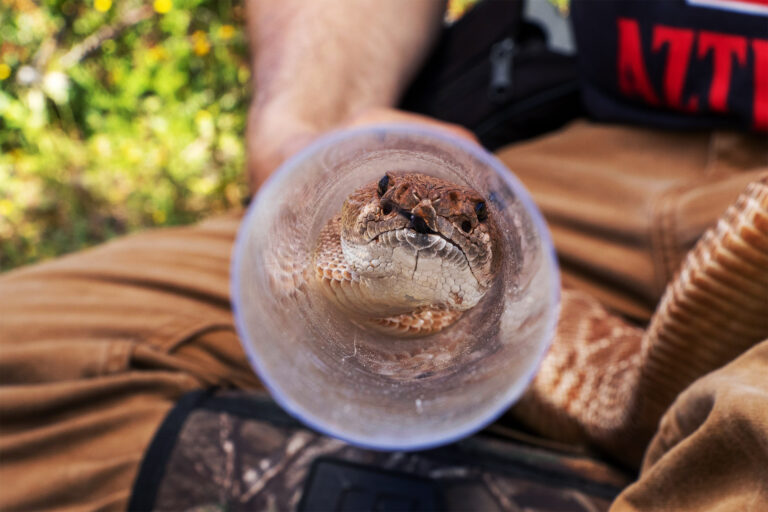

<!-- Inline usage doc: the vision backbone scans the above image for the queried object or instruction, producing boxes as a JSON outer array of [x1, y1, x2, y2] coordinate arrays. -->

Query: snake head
[[339, 172, 500, 313]]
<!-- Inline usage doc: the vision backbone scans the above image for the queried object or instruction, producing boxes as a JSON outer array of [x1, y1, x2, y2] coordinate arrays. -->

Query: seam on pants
[[651, 132, 722, 295], [147, 319, 236, 353]]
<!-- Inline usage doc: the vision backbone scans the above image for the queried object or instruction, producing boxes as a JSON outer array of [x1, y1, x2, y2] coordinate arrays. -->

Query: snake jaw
[[363, 225, 490, 292]]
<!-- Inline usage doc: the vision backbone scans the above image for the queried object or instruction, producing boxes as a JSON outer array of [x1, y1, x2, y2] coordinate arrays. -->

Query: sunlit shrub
[[0, 0, 250, 270]]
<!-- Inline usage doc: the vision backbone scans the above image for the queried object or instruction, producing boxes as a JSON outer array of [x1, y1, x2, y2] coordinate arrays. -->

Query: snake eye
[[377, 174, 390, 197], [461, 220, 472, 233], [382, 202, 393, 215], [475, 201, 488, 222]]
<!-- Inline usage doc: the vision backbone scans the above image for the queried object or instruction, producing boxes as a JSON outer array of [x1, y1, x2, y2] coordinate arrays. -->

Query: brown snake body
[[309, 172, 768, 465]]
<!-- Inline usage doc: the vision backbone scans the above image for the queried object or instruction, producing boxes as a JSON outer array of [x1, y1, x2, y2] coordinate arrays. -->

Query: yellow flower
[[446, 0, 477, 22], [147, 46, 167, 62], [153, 0, 172, 14], [218, 25, 236, 40], [194, 40, 210, 56], [192, 31, 210, 56], [94, 0, 111, 12], [0, 63, 10, 80]]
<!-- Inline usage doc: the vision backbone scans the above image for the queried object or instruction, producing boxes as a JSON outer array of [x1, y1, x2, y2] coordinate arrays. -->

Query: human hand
[[246, 106, 479, 193]]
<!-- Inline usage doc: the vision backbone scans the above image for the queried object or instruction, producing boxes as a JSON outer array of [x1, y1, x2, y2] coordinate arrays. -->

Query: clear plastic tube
[[232, 124, 560, 450]]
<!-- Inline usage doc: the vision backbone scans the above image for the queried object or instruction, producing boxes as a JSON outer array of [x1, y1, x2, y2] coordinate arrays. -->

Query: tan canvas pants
[[1, 121, 766, 511], [0, 214, 261, 510], [497, 121, 768, 320]]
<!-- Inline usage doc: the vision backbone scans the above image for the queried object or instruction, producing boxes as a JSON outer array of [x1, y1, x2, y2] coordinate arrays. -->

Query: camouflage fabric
[[130, 391, 630, 511]]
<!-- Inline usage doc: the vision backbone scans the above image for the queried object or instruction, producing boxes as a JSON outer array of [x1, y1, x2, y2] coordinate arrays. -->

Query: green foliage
[[0, 0, 250, 270]]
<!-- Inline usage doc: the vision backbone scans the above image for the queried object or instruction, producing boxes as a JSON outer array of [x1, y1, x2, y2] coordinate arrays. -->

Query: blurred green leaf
[[0, 0, 250, 271]]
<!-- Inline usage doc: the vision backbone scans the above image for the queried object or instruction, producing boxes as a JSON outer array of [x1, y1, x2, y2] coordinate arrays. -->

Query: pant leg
[[0, 212, 260, 511], [611, 339, 768, 512], [496, 120, 768, 320], [497, 123, 768, 508]]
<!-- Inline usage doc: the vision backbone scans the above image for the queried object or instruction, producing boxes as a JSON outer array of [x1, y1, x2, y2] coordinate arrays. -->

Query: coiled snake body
[[308, 172, 768, 465]]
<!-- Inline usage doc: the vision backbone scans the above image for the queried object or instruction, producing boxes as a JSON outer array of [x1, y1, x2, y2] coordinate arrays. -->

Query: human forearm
[[246, 0, 445, 187]]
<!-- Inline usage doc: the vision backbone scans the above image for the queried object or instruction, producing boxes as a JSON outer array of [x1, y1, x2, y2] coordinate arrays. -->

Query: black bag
[[400, 0, 583, 151], [129, 390, 630, 511]]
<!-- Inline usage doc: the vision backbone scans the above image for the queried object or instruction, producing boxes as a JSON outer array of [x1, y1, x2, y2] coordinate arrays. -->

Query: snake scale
[[280, 172, 768, 465]]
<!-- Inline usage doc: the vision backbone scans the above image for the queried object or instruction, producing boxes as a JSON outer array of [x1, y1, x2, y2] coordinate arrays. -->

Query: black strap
[[128, 389, 210, 511]]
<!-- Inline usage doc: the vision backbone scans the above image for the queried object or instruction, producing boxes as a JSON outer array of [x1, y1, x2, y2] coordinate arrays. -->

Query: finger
[[345, 107, 480, 145]]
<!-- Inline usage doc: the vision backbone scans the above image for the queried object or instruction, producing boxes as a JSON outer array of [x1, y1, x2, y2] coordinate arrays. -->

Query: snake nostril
[[461, 220, 472, 233]]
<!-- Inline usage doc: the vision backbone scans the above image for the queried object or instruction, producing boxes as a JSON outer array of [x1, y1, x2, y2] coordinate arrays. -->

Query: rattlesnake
[[309, 172, 768, 465], [313, 172, 500, 336]]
